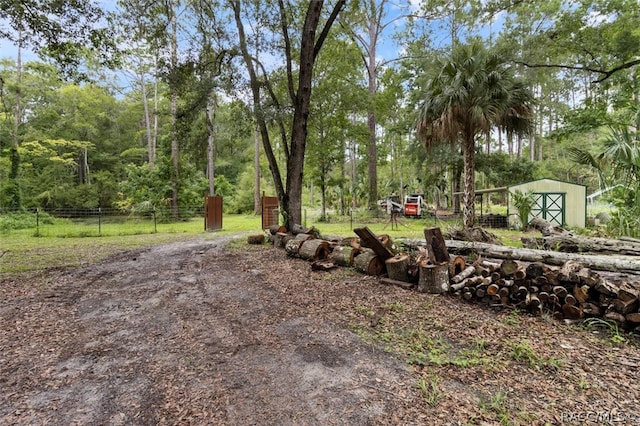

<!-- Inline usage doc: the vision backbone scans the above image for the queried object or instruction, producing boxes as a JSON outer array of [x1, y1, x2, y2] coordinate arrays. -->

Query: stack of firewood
[[262, 223, 640, 330], [449, 256, 640, 328]]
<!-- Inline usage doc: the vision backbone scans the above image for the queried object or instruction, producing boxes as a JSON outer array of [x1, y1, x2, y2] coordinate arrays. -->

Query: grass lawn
[[1, 211, 527, 274]]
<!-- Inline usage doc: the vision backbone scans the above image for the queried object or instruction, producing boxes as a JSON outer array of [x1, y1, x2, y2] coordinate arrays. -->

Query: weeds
[[416, 376, 442, 406], [508, 339, 562, 371], [581, 317, 629, 345]]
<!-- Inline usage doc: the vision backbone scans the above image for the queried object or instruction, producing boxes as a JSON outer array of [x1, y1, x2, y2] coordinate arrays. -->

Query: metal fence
[[0, 206, 206, 237]]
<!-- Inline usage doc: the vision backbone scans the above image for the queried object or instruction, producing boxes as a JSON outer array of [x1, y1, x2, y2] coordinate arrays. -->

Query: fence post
[[153, 208, 157, 233], [98, 207, 102, 236], [36, 208, 40, 235]]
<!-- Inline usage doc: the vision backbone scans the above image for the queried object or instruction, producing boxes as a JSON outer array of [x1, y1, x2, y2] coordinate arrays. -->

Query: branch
[[277, 0, 296, 103], [515, 59, 640, 83], [313, 0, 347, 60], [254, 58, 290, 162]]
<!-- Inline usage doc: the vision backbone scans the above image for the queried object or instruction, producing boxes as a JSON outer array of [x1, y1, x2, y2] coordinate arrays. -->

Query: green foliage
[[511, 190, 535, 230], [0, 210, 53, 232], [476, 152, 537, 189]]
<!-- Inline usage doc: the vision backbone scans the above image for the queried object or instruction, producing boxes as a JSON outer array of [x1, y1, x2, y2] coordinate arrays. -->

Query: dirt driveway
[[3, 235, 640, 425], [1, 236, 426, 425]]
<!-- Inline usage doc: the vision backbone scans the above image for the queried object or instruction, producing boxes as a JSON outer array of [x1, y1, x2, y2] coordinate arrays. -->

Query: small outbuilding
[[508, 178, 586, 228]]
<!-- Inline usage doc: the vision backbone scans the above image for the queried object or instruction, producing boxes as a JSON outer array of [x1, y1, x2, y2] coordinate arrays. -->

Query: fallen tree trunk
[[329, 245, 358, 267], [444, 239, 640, 275], [527, 217, 640, 256]]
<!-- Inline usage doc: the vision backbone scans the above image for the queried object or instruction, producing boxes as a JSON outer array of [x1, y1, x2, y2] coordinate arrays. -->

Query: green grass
[[0, 214, 263, 273]]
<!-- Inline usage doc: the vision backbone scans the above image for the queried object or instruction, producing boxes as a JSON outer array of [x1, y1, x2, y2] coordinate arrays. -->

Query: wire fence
[[0, 206, 207, 237]]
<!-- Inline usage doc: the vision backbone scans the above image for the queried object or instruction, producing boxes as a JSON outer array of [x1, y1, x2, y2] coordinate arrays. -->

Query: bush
[[0, 210, 54, 232]]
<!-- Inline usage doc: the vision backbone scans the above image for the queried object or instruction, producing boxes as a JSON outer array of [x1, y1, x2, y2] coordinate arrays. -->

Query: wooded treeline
[[0, 0, 638, 231]]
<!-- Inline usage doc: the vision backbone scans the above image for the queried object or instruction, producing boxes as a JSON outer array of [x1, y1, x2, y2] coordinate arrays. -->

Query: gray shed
[[508, 178, 586, 228]]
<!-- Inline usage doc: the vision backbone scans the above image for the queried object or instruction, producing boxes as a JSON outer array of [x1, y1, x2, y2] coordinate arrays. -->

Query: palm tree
[[417, 41, 535, 228]]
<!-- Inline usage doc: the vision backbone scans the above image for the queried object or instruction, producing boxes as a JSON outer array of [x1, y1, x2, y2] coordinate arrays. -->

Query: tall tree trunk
[[366, 14, 378, 210], [139, 67, 155, 170], [285, 1, 323, 227], [8, 31, 23, 209], [206, 93, 216, 196], [169, 1, 179, 219], [253, 125, 261, 215], [462, 134, 476, 228]]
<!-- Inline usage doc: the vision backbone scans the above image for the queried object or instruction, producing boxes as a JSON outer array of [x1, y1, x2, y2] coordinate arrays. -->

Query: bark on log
[[329, 245, 358, 267], [527, 217, 640, 255], [299, 239, 330, 261], [444, 239, 640, 275], [285, 238, 304, 257], [354, 249, 385, 275], [385, 254, 410, 282], [424, 227, 450, 264], [273, 232, 289, 248], [417, 262, 449, 294], [269, 225, 287, 235], [354, 227, 394, 261], [451, 266, 476, 283]]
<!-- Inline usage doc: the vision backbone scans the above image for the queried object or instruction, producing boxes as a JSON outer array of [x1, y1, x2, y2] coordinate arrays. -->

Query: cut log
[[247, 234, 265, 245], [562, 304, 583, 320], [450, 255, 466, 277], [525, 262, 551, 279], [354, 227, 394, 261], [385, 254, 410, 282], [294, 233, 314, 242], [285, 238, 304, 257], [625, 312, 640, 324], [299, 239, 330, 261], [424, 227, 450, 264], [500, 259, 520, 277], [611, 298, 638, 315], [329, 245, 358, 267], [572, 285, 590, 304], [273, 232, 290, 248], [354, 249, 385, 275], [377, 234, 395, 253], [269, 224, 287, 235], [417, 262, 449, 294], [451, 266, 476, 284]]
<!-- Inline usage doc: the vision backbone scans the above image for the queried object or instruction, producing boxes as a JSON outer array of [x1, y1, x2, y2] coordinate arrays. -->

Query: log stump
[[354, 249, 384, 275], [299, 239, 330, 261], [417, 262, 449, 294], [385, 254, 410, 282]]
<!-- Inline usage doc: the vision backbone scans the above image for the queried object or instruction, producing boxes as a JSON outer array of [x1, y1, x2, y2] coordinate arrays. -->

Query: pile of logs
[[448, 257, 640, 328], [264, 223, 640, 330]]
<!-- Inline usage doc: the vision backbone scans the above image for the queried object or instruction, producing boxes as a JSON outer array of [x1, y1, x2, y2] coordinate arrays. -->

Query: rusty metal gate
[[205, 196, 223, 231], [261, 196, 279, 229]]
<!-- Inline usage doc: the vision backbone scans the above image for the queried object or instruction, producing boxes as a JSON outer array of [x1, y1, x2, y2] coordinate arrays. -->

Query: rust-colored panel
[[261, 196, 279, 229], [205, 196, 223, 230]]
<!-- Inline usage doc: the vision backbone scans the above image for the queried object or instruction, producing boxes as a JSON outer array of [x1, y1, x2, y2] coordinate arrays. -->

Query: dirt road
[[1, 236, 425, 425]]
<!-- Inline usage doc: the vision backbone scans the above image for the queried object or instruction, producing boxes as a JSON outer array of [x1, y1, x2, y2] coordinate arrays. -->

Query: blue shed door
[[532, 192, 565, 226]]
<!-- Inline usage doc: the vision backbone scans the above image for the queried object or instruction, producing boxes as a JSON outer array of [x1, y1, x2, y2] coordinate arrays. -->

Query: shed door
[[532, 192, 565, 226]]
